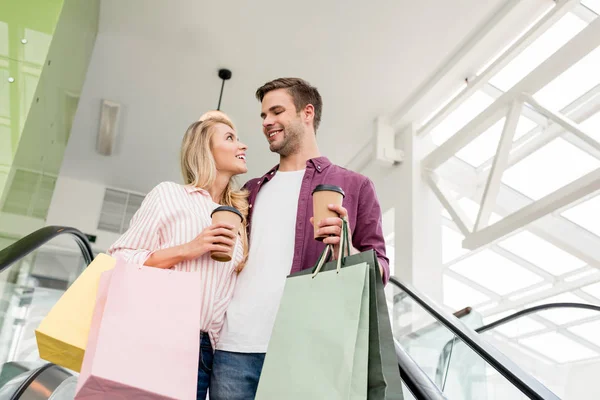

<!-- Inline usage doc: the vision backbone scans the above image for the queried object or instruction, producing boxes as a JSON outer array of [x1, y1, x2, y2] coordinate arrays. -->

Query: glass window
[[456, 114, 537, 167], [502, 137, 600, 200], [443, 274, 490, 310], [493, 317, 546, 338], [530, 292, 597, 325], [582, 0, 600, 15], [518, 332, 598, 363], [561, 194, 600, 236], [442, 225, 469, 263], [457, 197, 503, 225], [579, 110, 600, 142], [534, 45, 600, 111], [569, 319, 600, 347], [449, 249, 543, 295], [497, 231, 586, 276], [430, 91, 494, 145], [489, 13, 587, 91], [581, 281, 600, 299]]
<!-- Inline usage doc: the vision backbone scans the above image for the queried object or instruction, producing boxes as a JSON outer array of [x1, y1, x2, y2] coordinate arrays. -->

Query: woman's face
[[211, 122, 248, 176]]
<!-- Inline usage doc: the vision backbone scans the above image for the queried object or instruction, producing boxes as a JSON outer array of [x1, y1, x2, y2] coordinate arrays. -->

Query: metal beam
[[481, 83, 548, 126], [522, 93, 600, 153], [425, 172, 471, 236], [442, 157, 600, 266], [464, 168, 600, 250], [390, 0, 523, 124], [477, 84, 600, 172], [482, 271, 600, 316], [417, 0, 578, 137], [422, 16, 600, 170], [475, 101, 522, 231]]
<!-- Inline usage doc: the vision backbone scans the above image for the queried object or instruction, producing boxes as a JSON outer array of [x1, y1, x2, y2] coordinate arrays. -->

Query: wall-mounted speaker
[[96, 100, 121, 156]]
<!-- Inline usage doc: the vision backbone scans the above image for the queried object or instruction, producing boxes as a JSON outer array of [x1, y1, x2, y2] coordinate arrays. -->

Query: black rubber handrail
[[435, 302, 600, 389], [389, 276, 559, 400], [0, 226, 94, 271], [9, 362, 55, 400], [395, 339, 448, 400], [476, 302, 600, 333]]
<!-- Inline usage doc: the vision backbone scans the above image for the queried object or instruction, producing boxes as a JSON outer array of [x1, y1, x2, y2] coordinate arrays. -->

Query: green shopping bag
[[255, 221, 370, 400], [294, 221, 405, 399]]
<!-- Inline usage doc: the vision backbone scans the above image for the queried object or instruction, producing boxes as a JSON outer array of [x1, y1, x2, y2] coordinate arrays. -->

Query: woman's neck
[[208, 172, 231, 203]]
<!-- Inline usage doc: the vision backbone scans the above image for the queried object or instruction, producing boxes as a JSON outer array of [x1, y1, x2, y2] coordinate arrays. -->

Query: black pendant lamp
[[216, 68, 232, 110]]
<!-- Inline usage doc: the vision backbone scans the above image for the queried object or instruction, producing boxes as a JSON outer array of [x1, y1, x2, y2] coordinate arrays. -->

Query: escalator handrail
[[435, 302, 600, 391], [395, 339, 448, 400], [0, 226, 94, 271], [9, 362, 55, 400], [389, 276, 559, 400], [475, 302, 600, 333]]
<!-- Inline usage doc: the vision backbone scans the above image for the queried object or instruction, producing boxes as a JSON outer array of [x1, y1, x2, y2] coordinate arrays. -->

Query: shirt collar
[[260, 156, 331, 182], [184, 185, 211, 197]]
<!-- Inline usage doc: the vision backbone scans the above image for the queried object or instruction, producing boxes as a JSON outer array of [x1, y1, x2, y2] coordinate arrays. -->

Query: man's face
[[260, 89, 305, 156]]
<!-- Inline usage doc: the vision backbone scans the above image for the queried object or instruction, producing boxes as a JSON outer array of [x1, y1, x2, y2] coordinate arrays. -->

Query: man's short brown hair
[[255, 77, 323, 131]]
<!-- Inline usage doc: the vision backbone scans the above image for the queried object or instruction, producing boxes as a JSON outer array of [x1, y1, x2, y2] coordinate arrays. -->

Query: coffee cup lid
[[211, 205, 243, 221], [312, 184, 345, 197]]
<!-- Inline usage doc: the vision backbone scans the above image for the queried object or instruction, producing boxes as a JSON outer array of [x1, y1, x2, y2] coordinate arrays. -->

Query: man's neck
[[278, 130, 320, 172], [279, 145, 320, 172]]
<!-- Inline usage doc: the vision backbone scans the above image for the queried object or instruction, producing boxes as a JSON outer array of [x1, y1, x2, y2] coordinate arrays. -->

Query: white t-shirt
[[217, 169, 305, 353]]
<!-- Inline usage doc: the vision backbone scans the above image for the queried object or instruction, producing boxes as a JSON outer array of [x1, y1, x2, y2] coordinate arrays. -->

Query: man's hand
[[310, 204, 384, 277], [310, 204, 357, 258]]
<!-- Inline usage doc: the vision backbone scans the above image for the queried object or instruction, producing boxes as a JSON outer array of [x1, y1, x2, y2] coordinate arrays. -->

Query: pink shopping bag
[[74, 259, 202, 399]]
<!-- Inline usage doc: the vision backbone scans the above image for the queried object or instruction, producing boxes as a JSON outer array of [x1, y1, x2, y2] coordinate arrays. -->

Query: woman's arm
[[108, 185, 165, 265], [108, 183, 238, 269], [144, 223, 237, 269]]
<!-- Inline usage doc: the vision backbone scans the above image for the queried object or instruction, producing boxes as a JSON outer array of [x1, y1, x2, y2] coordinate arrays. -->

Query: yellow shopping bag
[[35, 253, 116, 372]]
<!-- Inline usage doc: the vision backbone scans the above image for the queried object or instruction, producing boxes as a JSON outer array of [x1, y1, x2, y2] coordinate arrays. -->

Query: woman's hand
[[182, 222, 237, 261]]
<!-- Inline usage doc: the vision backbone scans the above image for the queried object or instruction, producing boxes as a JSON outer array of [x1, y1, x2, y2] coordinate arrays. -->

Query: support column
[[363, 121, 443, 302], [393, 123, 443, 302]]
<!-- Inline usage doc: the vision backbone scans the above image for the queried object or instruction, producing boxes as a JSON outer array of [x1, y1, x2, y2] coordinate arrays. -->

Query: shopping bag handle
[[311, 218, 350, 278]]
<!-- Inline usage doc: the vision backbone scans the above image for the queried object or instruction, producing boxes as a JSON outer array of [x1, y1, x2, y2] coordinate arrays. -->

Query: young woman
[[107, 113, 248, 399]]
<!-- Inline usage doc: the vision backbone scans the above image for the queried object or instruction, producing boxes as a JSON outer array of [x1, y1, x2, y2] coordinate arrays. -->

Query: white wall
[[45, 176, 121, 252]]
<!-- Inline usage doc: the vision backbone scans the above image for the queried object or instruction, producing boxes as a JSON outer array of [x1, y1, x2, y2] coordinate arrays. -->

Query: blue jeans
[[209, 350, 266, 400], [197, 332, 213, 400]]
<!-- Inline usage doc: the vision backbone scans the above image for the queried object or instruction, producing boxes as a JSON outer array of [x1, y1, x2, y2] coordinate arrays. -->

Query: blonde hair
[[198, 110, 233, 124], [180, 116, 249, 271]]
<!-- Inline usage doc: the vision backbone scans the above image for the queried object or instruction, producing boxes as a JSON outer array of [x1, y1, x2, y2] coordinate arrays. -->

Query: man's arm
[[351, 178, 390, 284], [313, 178, 390, 284]]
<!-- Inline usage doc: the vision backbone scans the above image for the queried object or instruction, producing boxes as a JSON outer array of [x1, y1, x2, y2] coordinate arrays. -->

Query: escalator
[[0, 227, 596, 399], [391, 277, 600, 399]]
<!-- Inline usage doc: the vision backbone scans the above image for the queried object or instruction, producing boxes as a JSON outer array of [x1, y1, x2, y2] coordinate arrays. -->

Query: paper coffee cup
[[312, 184, 345, 241], [210, 206, 243, 262]]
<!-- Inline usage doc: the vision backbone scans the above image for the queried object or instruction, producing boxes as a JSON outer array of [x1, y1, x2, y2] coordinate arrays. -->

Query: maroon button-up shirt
[[244, 156, 390, 284]]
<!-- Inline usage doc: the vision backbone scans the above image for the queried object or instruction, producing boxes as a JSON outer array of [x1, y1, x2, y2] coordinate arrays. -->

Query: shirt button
[[258, 181, 261, 185], [271, 172, 274, 175], [317, 166, 321, 170], [249, 204, 252, 208]]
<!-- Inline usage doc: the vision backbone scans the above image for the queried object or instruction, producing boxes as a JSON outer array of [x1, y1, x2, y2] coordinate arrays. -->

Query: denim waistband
[[200, 331, 212, 349]]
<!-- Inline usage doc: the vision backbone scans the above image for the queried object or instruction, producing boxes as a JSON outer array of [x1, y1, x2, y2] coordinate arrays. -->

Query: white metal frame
[[346, 0, 600, 366], [415, 0, 580, 136], [421, 15, 600, 251]]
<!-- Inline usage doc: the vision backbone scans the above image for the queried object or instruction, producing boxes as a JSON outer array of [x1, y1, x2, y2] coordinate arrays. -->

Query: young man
[[209, 78, 389, 399]]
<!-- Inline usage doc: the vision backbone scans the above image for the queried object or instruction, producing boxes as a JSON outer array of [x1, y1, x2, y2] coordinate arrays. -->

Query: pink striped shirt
[[107, 181, 243, 349]]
